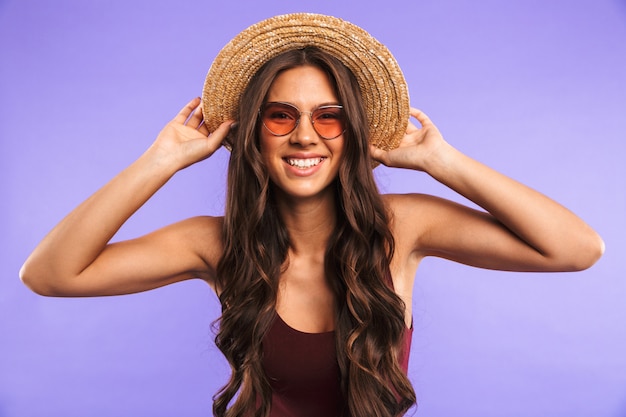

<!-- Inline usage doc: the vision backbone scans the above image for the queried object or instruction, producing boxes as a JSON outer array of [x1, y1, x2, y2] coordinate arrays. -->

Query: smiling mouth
[[285, 157, 326, 169]]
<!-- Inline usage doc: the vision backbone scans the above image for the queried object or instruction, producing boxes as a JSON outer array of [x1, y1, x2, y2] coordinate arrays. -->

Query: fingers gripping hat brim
[[202, 13, 409, 152]]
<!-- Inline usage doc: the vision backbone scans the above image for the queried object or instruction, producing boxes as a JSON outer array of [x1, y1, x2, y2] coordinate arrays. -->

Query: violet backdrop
[[1, 0, 625, 416]]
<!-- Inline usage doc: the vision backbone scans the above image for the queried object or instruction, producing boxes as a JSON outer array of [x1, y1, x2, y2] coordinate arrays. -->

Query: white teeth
[[286, 157, 323, 168]]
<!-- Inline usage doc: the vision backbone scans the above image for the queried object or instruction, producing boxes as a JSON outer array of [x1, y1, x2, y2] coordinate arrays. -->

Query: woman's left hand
[[369, 108, 449, 172]]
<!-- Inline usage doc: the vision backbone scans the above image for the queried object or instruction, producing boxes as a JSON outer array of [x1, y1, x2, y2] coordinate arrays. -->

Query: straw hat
[[202, 13, 409, 152]]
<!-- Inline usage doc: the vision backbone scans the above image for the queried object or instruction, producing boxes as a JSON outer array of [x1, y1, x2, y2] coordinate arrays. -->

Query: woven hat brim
[[202, 13, 409, 152]]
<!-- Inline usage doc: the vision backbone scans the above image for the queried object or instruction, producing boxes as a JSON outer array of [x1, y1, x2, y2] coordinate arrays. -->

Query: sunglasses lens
[[312, 106, 344, 139], [261, 103, 298, 136]]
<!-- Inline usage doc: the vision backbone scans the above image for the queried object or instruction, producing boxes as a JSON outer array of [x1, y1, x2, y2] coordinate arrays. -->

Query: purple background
[[1, 0, 625, 416]]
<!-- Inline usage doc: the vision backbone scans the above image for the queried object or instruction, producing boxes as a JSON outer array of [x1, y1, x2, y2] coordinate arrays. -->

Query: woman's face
[[260, 65, 345, 201]]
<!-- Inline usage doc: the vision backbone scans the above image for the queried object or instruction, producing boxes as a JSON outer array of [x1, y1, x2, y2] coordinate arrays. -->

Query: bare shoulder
[[178, 215, 223, 236], [383, 192, 471, 225], [173, 215, 224, 276], [381, 194, 435, 260], [382, 192, 461, 208], [382, 193, 444, 235], [382, 192, 441, 214], [382, 193, 471, 259]]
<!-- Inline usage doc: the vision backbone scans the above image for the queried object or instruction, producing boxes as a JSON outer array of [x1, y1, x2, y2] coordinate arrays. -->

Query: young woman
[[20, 13, 604, 417]]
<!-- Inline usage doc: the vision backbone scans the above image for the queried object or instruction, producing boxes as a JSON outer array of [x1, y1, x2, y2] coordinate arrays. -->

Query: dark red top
[[262, 314, 412, 416]]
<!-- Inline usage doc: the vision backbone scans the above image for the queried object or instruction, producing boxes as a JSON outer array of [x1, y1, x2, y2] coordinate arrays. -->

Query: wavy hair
[[213, 47, 415, 417]]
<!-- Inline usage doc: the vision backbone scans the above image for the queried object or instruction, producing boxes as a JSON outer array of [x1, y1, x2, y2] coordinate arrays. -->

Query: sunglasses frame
[[259, 101, 346, 140]]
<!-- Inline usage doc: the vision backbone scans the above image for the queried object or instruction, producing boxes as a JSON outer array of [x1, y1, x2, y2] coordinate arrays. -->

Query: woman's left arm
[[371, 108, 604, 272]]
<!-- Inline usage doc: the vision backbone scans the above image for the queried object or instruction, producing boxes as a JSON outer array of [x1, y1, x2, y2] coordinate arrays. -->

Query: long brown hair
[[213, 47, 415, 417]]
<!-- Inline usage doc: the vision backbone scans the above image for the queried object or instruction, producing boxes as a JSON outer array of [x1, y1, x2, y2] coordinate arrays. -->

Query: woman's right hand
[[148, 97, 233, 172]]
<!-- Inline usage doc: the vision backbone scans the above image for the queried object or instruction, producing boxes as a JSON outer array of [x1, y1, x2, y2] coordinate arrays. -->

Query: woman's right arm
[[20, 98, 232, 297]]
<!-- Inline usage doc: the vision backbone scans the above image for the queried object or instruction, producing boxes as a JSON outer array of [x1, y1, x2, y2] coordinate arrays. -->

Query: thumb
[[369, 145, 389, 166]]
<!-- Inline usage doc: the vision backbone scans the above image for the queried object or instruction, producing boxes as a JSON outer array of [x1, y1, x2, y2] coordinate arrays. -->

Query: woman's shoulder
[[180, 214, 224, 230], [381, 193, 451, 251], [381, 192, 443, 216], [171, 215, 225, 272], [183, 214, 224, 243], [166, 215, 224, 241]]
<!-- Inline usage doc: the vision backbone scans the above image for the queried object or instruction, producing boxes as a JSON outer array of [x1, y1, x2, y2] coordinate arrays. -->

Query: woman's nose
[[290, 113, 319, 146]]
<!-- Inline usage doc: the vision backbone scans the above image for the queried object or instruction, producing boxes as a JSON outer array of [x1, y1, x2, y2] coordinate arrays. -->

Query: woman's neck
[[274, 189, 337, 256]]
